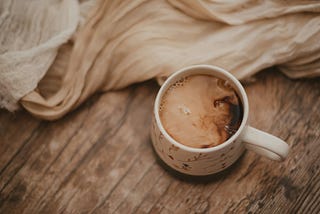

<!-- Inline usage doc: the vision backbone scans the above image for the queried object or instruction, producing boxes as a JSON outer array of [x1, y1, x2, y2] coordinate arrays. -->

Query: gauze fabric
[[1, 0, 319, 120]]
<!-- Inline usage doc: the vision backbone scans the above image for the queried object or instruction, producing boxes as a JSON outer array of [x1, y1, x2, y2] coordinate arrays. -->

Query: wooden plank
[[0, 70, 319, 214]]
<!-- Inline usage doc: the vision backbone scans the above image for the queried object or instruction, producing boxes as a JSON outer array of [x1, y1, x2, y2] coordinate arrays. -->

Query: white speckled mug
[[151, 65, 289, 176]]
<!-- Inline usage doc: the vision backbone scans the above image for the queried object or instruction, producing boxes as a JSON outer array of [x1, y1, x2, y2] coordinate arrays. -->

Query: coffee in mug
[[159, 74, 243, 149]]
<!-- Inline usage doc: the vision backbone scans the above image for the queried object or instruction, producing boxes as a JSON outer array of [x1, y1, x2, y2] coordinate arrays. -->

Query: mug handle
[[242, 126, 289, 161]]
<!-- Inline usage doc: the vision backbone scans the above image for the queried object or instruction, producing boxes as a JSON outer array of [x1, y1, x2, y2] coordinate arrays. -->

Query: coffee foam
[[159, 74, 242, 148]]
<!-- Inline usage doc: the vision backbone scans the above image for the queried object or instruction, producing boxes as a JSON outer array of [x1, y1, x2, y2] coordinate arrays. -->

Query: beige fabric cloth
[[1, 0, 320, 120]]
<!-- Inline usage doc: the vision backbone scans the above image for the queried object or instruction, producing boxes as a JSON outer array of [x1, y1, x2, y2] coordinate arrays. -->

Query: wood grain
[[0, 69, 319, 214]]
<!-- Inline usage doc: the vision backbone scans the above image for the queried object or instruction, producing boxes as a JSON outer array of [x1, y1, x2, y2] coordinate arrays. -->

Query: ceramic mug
[[150, 65, 289, 176]]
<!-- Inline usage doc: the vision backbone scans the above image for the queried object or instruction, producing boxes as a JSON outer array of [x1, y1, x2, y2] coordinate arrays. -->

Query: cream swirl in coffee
[[159, 74, 242, 148]]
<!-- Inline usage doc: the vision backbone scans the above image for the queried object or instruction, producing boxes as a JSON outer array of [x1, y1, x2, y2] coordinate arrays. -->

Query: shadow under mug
[[150, 65, 289, 176]]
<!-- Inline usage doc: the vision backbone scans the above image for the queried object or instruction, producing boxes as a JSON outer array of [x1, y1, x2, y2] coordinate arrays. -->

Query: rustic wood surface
[[0, 69, 319, 214]]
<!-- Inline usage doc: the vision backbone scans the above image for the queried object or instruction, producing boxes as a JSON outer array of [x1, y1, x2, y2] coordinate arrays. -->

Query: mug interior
[[154, 65, 249, 153]]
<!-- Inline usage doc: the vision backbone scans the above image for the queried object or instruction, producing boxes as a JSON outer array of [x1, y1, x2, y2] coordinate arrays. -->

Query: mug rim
[[154, 64, 249, 153]]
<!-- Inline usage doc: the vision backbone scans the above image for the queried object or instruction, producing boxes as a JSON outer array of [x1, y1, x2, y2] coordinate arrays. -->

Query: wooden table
[[0, 69, 319, 214]]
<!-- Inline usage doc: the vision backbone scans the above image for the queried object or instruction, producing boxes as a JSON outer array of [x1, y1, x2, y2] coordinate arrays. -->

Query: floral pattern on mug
[[151, 113, 245, 175]]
